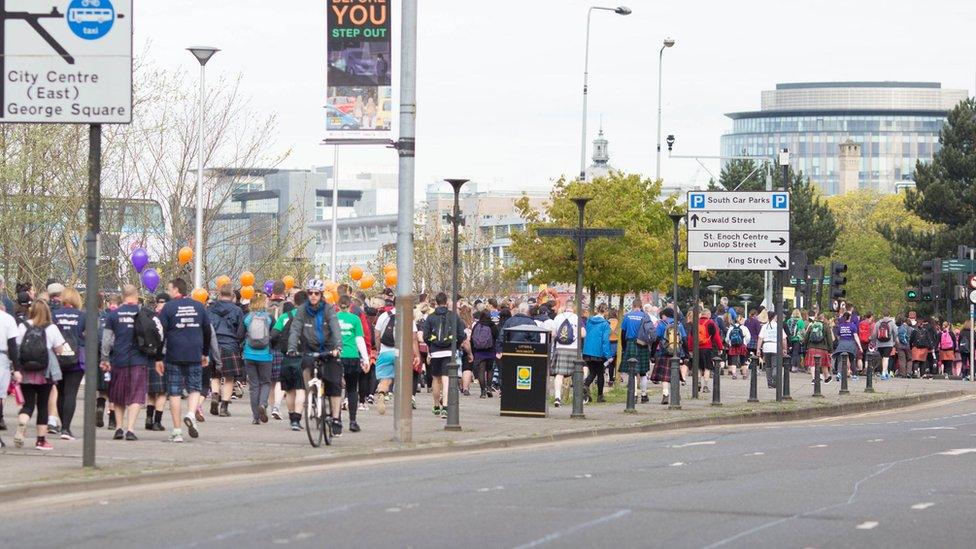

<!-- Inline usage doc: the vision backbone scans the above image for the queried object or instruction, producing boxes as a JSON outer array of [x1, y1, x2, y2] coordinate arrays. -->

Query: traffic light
[[906, 288, 919, 302], [920, 258, 941, 301], [830, 261, 847, 303]]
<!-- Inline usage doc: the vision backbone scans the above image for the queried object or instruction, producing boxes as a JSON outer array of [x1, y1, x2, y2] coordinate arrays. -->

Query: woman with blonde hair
[[13, 300, 65, 450], [51, 286, 86, 440], [242, 293, 274, 424]]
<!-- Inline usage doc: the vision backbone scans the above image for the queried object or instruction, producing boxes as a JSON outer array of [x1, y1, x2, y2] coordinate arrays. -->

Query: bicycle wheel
[[321, 394, 333, 446], [305, 388, 323, 448]]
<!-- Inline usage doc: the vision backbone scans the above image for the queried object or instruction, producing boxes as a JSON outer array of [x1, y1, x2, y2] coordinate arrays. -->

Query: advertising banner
[[325, 0, 393, 141]]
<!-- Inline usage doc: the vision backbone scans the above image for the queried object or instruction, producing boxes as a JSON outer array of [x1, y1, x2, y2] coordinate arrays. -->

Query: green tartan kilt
[[622, 342, 651, 375]]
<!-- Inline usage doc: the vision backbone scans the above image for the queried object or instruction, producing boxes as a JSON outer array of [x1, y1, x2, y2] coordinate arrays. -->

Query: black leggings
[[56, 369, 84, 431], [583, 358, 606, 396], [475, 359, 494, 392], [20, 383, 53, 426], [343, 371, 363, 422]]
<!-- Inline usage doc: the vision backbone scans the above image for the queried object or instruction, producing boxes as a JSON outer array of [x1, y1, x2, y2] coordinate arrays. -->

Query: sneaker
[[597, 395, 606, 403], [35, 439, 53, 451], [145, 417, 153, 431], [60, 429, 75, 441], [554, 398, 561, 408], [824, 375, 831, 384], [357, 403, 368, 412], [377, 395, 387, 415], [13, 423, 26, 448], [125, 431, 138, 441], [342, 398, 349, 411], [251, 418, 261, 425], [151, 421, 165, 431], [271, 407, 282, 420], [113, 428, 124, 440], [641, 394, 650, 404], [210, 400, 220, 416], [702, 385, 710, 393], [169, 430, 184, 443], [411, 396, 417, 410], [219, 402, 231, 417], [107, 416, 117, 431], [462, 389, 471, 396], [661, 395, 669, 405], [366, 394, 375, 405], [183, 415, 199, 439], [486, 390, 493, 398], [258, 405, 269, 423], [47, 423, 60, 435], [432, 405, 441, 416], [290, 420, 301, 431], [851, 375, 859, 381], [95, 402, 105, 428], [349, 421, 361, 433], [195, 408, 206, 423], [439, 407, 448, 419], [331, 418, 343, 437]]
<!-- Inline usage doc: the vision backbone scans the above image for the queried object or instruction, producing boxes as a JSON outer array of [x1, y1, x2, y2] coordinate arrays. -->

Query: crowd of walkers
[[0, 271, 971, 450]]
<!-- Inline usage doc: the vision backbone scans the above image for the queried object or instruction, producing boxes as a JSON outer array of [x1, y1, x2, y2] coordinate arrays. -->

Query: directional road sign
[[536, 228, 624, 240], [686, 191, 790, 271], [1, 0, 132, 124]]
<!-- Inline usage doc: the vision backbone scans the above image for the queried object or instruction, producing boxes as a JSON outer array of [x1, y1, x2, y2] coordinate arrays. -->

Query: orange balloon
[[191, 287, 208, 304], [349, 265, 364, 281], [240, 285, 255, 300], [324, 290, 338, 305], [359, 274, 376, 290], [282, 275, 295, 290], [240, 271, 255, 287], [178, 246, 193, 265], [325, 280, 338, 292], [384, 271, 397, 287], [383, 263, 396, 274], [215, 275, 231, 289]]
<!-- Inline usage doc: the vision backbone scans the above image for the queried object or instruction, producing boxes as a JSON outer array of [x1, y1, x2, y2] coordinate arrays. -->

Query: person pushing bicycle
[[287, 279, 344, 435]]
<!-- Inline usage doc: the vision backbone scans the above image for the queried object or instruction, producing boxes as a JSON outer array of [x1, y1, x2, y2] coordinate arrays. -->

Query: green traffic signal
[[906, 289, 918, 301]]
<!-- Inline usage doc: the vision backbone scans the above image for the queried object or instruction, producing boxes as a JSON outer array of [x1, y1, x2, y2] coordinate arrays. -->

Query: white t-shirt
[[374, 310, 418, 355], [758, 321, 780, 354], [550, 312, 581, 350], [16, 321, 66, 351], [0, 310, 17, 352]]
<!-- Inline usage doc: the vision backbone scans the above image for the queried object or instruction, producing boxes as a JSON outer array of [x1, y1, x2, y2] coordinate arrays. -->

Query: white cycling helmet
[[306, 278, 325, 292]]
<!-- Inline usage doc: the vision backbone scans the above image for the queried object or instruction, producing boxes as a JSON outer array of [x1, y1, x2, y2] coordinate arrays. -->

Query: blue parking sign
[[689, 193, 705, 209], [772, 193, 788, 209]]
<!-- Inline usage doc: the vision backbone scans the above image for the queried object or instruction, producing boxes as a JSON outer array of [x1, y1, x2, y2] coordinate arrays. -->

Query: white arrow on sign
[[688, 230, 789, 254], [687, 211, 789, 232], [688, 252, 789, 271]]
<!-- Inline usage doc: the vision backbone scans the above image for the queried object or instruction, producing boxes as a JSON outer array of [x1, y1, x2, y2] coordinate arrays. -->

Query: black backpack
[[134, 307, 163, 359], [428, 313, 455, 348], [56, 325, 80, 368], [554, 318, 576, 345], [380, 313, 396, 347], [275, 311, 297, 354], [19, 324, 49, 371]]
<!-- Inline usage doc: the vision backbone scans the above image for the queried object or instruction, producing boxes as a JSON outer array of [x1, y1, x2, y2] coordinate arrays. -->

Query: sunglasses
[[309, 291, 323, 296]]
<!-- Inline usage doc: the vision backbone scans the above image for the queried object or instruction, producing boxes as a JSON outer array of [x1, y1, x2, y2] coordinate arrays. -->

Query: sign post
[[2, 0, 133, 467], [685, 191, 791, 272]]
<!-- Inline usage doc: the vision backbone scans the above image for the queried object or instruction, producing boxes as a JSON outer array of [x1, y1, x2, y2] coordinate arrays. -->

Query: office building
[[721, 81, 968, 194]]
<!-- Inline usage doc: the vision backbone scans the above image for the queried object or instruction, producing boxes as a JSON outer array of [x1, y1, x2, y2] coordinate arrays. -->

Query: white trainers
[[182, 415, 199, 438], [376, 394, 387, 415], [357, 403, 368, 412], [170, 429, 184, 443]]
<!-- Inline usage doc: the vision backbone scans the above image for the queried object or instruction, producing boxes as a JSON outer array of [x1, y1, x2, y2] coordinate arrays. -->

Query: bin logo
[[67, 0, 116, 40], [516, 366, 532, 390]]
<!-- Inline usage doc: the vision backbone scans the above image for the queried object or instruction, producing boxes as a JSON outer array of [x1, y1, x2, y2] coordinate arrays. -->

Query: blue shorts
[[166, 362, 202, 396], [375, 351, 395, 380]]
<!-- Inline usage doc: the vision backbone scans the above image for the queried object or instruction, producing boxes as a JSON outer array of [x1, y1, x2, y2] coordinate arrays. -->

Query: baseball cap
[[47, 282, 65, 295]]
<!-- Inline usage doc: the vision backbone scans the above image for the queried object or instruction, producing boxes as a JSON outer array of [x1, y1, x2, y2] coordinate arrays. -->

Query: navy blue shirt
[[105, 303, 149, 367], [52, 306, 86, 344], [159, 297, 211, 363]]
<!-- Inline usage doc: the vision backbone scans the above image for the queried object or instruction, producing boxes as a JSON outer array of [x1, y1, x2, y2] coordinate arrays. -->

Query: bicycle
[[302, 353, 334, 447]]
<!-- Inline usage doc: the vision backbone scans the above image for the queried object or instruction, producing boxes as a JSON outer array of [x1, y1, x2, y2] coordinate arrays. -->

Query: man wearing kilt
[[619, 299, 651, 403], [144, 294, 170, 431], [548, 301, 581, 408], [650, 308, 687, 405], [100, 285, 151, 441], [208, 284, 245, 417]]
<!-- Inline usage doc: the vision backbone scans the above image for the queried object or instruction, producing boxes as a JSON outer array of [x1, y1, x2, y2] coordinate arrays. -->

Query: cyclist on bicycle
[[286, 279, 344, 435]]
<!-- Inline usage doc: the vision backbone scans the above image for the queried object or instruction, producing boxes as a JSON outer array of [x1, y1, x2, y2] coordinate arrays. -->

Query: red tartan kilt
[[650, 356, 684, 383]]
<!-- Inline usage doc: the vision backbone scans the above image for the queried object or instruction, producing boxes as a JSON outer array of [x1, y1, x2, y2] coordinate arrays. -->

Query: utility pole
[[774, 150, 790, 402]]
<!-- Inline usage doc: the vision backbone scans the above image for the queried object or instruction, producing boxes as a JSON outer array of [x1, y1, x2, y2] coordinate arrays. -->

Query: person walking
[[757, 312, 786, 389], [650, 307, 686, 405], [0, 301, 19, 439], [271, 291, 307, 431], [959, 319, 972, 381], [12, 300, 65, 450], [803, 312, 833, 385], [832, 312, 862, 381], [100, 285, 151, 441], [894, 316, 912, 378], [725, 313, 750, 379], [470, 309, 499, 399], [548, 301, 580, 407], [267, 281, 288, 420], [871, 311, 897, 380], [784, 309, 805, 374], [937, 320, 957, 379], [620, 299, 651, 403], [243, 293, 275, 425], [145, 293, 170, 431], [696, 308, 723, 393], [581, 303, 612, 403], [337, 295, 369, 433], [421, 292, 467, 419], [156, 278, 211, 443], [50, 287, 84, 440], [208, 284, 244, 417]]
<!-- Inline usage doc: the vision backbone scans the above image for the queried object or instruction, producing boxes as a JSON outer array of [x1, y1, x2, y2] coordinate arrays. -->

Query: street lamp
[[188, 46, 219, 291], [668, 211, 683, 308], [570, 197, 592, 419], [444, 178, 468, 431], [656, 37, 675, 181], [706, 284, 722, 309], [579, 5, 631, 180], [740, 293, 753, 316]]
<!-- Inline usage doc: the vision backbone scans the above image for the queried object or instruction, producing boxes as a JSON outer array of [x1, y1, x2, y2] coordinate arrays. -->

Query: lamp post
[[668, 211, 683, 307], [571, 197, 591, 419], [707, 284, 722, 309], [579, 5, 631, 180], [444, 178, 468, 431], [655, 37, 675, 181], [740, 293, 753, 315], [188, 46, 219, 291]]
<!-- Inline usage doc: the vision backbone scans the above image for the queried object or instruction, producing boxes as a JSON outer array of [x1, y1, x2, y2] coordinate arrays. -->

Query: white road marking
[[809, 444, 828, 448], [856, 521, 879, 530], [385, 507, 401, 512], [746, 452, 764, 456], [868, 439, 883, 443], [670, 462, 685, 467], [911, 502, 935, 510], [671, 440, 717, 448], [477, 487, 490, 492], [938, 448, 976, 456], [924, 436, 937, 439], [513, 509, 632, 549], [911, 426, 956, 431]]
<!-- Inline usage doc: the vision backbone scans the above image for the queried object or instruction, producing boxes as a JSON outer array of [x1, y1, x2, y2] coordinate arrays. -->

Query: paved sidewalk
[[1, 373, 973, 493]]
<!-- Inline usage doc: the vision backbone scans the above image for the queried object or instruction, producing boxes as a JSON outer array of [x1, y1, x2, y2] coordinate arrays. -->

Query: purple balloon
[[141, 268, 160, 293], [264, 280, 275, 295], [131, 247, 149, 273]]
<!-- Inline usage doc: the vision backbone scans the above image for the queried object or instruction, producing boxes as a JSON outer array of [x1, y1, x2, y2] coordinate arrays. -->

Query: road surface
[[4, 397, 975, 548]]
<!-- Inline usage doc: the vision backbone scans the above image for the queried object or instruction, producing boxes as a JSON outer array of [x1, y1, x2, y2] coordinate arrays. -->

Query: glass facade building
[[721, 82, 968, 195]]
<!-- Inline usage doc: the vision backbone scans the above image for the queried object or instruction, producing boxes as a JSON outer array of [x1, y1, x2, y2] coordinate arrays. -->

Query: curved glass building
[[721, 82, 968, 195]]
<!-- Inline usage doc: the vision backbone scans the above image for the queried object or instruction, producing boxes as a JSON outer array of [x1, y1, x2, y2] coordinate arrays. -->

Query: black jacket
[[421, 306, 467, 352]]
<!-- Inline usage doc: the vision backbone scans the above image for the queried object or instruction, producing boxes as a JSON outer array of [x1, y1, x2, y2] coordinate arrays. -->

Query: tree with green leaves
[[880, 98, 976, 276]]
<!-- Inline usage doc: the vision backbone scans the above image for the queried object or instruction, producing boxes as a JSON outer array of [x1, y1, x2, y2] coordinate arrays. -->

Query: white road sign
[[1, 0, 132, 124], [686, 191, 790, 271]]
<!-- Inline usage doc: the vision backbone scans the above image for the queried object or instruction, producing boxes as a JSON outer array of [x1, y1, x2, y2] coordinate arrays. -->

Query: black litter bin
[[499, 324, 551, 417]]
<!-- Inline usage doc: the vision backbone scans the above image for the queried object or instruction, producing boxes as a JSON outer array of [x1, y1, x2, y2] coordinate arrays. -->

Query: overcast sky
[[136, 0, 975, 195]]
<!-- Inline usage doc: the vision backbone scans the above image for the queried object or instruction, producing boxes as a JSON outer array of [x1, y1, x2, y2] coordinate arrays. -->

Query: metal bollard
[[839, 353, 850, 395], [668, 357, 681, 410], [812, 355, 824, 398], [445, 355, 462, 431], [865, 350, 878, 393], [624, 358, 637, 413], [571, 357, 586, 418], [748, 355, 759, 403], [711, 356, 722, 406], [782, 353, 793, 401]]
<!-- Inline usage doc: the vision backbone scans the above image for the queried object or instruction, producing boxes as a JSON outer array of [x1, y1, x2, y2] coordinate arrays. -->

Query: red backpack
[[858, 320, 872, 344]]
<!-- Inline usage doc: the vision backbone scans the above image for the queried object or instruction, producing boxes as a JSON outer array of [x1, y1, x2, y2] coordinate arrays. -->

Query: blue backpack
[[729, 325, 744, 346]]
